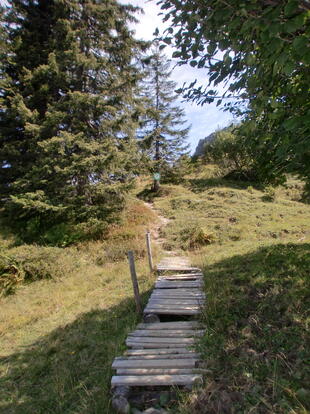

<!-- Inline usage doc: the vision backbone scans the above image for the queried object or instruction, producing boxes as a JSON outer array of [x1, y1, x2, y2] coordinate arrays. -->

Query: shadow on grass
[[0, 290, 152, 414], [187, 177, 261, 193], [191, 242, 310, 413]]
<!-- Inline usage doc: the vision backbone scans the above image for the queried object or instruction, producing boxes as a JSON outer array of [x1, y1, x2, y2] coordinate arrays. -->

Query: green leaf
[[283, 60, 295, 75], [207, 42, 216, 54], [283, 14, 306, 33], [292, 36, 308, 56], [190, 60, 197, 67], [284, 0, 299, 16]]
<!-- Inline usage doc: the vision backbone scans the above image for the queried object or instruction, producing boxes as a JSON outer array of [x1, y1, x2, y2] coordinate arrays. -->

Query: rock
[[143, 408, 168, 414], [143, 313, 160, 323], [111, 396, 130, 414], [111, 386, 131, 414], [112, 386, 130, 398]]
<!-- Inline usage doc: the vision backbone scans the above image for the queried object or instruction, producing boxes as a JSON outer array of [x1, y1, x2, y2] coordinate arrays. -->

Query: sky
[[122, 0, 235, 153]]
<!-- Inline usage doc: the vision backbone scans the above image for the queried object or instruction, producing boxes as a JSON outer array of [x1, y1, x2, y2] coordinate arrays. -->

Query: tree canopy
[[0, 0, 147, 240], [156, 0, 310, 186], [139, 42, 190, 190]]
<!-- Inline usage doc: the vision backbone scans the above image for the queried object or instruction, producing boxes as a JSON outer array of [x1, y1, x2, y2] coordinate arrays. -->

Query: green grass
[[0, 172, 309, 413], [0, 197, 158, 413], [143, 170, 309, 413]]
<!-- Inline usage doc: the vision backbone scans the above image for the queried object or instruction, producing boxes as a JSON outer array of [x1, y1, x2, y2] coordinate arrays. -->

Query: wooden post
[[127, 251, 142, 315], [146, 231, 153, 272]]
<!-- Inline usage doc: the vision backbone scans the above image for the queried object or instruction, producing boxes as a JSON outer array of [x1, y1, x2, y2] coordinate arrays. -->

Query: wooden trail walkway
[[111, 256, 205, 393]]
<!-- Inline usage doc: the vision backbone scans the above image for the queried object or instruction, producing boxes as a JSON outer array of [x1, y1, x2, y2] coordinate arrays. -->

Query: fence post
[[146, 231, 153, 272], [127, 251, 142, 315]]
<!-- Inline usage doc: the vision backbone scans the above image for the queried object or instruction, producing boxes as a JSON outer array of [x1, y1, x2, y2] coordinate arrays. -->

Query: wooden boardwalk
[[111, 256, 205, 391]]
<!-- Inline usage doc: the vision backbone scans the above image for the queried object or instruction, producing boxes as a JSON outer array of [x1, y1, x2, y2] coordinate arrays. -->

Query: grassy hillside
[[0, 171, 309, 413], [0, 197, 159, 413], [141, 171, 309, 414]]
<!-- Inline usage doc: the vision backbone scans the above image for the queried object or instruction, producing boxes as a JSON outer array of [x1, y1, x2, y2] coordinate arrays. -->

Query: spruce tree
[[139, 43, 190, 191], [0, 0, 146, 239]]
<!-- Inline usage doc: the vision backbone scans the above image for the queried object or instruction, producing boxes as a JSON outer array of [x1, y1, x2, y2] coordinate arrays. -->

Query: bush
[[180, 225, 215, 249], [262, 186, 276, 202], [0, 245, 81, 295], [0, 254, 24, 296]]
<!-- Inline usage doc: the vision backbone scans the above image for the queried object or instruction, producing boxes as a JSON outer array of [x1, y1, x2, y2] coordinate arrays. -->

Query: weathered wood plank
[[152, 288, 205, 294], [129, 329, 204, 338], [116, 353, 200, 360], [159, 273, 203, 278], [144, 308, 200, 315], [157, 276, 203, 281], [126, 347, 195, 356], [111, 374, 203, 387], [112, 358, 197, 369], [145, 303, 200, 310], [136, 322, 201, 330], [148, 299, 204, 306], [155, 281, 203, 289], [116, 368, 204, 375], [126, 336, 195, 344], [151, 292, 205, 298], [157, 267, 201, 272]]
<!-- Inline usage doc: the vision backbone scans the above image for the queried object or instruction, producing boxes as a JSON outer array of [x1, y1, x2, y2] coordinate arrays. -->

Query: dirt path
[[143, 201, 176, 256]]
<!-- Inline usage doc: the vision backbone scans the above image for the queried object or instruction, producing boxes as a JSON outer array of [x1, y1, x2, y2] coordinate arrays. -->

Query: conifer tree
[[139, 43, 190, 191], [0, 0, 146, 238]]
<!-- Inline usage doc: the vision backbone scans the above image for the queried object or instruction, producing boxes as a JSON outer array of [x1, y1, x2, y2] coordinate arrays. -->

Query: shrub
[[262, 186, 276, 202], [180, 225, 215, 249], [0, 254, 24, 296]]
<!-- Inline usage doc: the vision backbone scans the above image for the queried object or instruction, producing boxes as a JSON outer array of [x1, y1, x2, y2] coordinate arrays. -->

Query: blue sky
[[124, 0, 235, 152]]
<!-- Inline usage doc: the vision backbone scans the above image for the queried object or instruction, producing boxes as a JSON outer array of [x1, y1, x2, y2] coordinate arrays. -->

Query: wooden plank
[[144, 308, 200, 315], [151, 292, 205, 297], [148, 299, 204, 306], [152, 288, 205, 294], [111, 374, 203, 387], [158, 276, 203, 281], [126, 341, 195, 349], [159, 273, 203, 278], [129, 329, 204, 338], [136, 322, 201, 330], [116, 368, 203, 375], [146, 302, 201, 310], [112, 358, 197, 369], [126, 336, 195, 344], [157, 267, 201, 272], [126, 347, 195, 356], [150, 295, 205, 300], [116, 353, 200, 360], [155, 281, 203, 289]]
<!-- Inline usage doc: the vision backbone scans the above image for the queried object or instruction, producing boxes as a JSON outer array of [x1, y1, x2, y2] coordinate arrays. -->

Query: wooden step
[[136, 322, 201, 330], [145, 303, 200, 310], [155, 281, 203, 289], [157, 267, 201, 272], [158, 276, 203, 281], [126, 347, 195, 356], [117, 353, 200, 360], [148, 299, 204, 306], [144, 308, 201, 315], [129, 329, 204, 338], [116, 368, 203, 375], [111, 374, 203, 387], [127, 336, 195, 345], [112, 358, 198, 369], [126, 339, 195, 348]]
